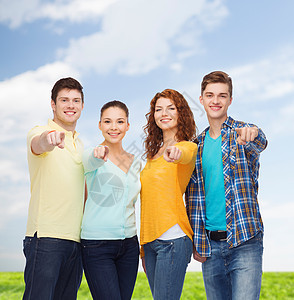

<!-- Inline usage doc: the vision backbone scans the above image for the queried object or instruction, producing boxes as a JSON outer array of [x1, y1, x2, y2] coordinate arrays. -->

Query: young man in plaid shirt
[[185, 71, 267, 300]]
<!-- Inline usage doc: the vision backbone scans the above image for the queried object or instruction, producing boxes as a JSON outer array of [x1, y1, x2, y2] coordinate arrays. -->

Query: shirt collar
[[197, 116, 234, 145], [222, 116, 234, 129], [47, 119, 80, 139]]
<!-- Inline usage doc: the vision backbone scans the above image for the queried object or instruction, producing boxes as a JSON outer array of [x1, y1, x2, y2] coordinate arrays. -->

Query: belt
[[206, 230, 227, 241]]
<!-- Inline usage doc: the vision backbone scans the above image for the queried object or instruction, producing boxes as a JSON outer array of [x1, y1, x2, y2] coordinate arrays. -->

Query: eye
[[104, 120, 110, 123], [169, 107, 176, 110], [155, 108, 162, 112], [118, 120, 124, 124], [74, 99, 81, 103]]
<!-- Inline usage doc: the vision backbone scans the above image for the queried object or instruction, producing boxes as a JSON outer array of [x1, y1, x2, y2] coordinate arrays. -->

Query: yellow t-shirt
[[140, 141, 197, 252], [26, 119, 85, 242]]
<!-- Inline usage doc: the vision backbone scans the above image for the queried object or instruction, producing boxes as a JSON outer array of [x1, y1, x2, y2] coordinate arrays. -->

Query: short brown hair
[[51, 77, 84, 104], [201, 71, 233, 97]]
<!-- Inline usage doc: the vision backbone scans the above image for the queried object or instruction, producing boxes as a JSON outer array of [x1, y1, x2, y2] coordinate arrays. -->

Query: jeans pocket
[[184, 237, 193, 264], [23, 236, 34, 257], [129, 236, 140, 253], [131, 235, 138, 243], [157, 239, 174, 246], [81, 240, 106, 249], [81, 240, 107, 258]]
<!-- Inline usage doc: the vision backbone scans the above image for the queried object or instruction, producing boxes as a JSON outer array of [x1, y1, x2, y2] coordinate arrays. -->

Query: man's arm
[[31, 130, 65, 155], [236, 126, 267, 153]]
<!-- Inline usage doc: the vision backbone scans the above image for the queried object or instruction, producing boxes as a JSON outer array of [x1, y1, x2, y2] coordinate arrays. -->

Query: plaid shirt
[[185, 116, 267, 257]]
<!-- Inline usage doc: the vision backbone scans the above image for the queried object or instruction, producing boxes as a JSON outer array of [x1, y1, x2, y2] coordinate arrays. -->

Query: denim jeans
[[143, 235, 193, 300], [81, 236, 139, 300], [22, 234, 82, 300], [202, 231, 263, 300]]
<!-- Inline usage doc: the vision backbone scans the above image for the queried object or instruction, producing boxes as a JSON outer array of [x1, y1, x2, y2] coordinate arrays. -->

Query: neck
[[52, 118, 76, 133], [162, 129, 178, 146], [102, 140, 124, 155], [207, 115, 227, 139]]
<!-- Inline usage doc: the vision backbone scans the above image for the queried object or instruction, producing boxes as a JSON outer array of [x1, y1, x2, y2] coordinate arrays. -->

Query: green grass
[[0, 272, 293, 299]]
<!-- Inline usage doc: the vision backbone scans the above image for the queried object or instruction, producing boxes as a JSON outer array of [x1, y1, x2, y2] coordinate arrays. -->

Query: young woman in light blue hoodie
[[81, 101, 141, 300]]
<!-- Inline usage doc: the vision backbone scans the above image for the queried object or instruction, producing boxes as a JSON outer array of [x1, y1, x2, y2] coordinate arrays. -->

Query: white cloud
[[1, 0, 229, 76], [0, 0, 118, 28], [0, 61, 79, 142], [270, 100, 294, 136], [230, 46, 294, 101], [60, 0, 228, 75]]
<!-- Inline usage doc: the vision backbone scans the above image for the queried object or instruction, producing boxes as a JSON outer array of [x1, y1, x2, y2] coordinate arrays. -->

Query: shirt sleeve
[[244, 127, 267, 156], [82, 147, 105, 173], [174, 141, 198, 164], [27, 126, 48, 158]]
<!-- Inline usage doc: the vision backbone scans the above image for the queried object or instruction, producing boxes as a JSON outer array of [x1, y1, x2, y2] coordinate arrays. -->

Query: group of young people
[[22, 71, 267, 300]]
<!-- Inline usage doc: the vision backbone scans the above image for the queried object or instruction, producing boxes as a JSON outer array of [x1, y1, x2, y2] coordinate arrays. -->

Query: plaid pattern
[[185, 116, 267, 257]]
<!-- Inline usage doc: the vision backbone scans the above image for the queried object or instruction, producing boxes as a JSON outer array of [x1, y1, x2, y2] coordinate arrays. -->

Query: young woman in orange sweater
[[140, 89, 197, 300]]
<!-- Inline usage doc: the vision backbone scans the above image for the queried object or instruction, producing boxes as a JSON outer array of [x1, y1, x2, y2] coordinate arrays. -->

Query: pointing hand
[[93, 145, 110, 162], [235, 127, 258, 145], [46, 130, 65, 149], [163, 146, 182, 162]]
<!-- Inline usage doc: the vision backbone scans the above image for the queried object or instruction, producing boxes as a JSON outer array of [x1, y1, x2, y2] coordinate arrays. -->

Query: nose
[[67, 100, 75, 108], [162, 108, 168, 116], [110, 122, 118, 130], [212, 96, 219, 104]]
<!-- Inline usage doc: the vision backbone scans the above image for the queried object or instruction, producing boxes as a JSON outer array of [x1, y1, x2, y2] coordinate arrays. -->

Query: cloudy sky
[[0, 0, 293, 272]]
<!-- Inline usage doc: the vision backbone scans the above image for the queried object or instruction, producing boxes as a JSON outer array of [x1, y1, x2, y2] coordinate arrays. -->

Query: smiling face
[[51, 88, 84, 132], [99, 106, 129, 145], [200, 82, 232, 124], [154, 97, 178, 132]]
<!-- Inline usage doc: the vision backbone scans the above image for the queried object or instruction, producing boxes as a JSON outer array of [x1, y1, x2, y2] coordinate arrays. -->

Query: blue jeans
[[23, 234, 82, 300], [81, 236, 139, 300], [202, 231, 263, 300], [143, 236, 193, 300]]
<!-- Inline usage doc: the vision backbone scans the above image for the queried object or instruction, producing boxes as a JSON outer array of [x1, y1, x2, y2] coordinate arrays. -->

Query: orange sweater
[[140, 141, 197, 255]]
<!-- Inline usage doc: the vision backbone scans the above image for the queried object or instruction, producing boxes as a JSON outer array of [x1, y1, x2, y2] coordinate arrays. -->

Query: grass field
[[0, 272, 293, 299]]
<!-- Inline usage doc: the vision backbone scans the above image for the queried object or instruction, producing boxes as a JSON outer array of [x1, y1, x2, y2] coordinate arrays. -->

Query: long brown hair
[[143, 89, 197, 159]]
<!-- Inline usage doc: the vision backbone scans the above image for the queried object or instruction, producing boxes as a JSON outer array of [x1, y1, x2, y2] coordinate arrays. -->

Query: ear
[[51, 100, 56, 112], [98, 121, 101, 130], [229, 97, 233, 106], [199, 95, 203, 105], [126, 122, 130, 131]]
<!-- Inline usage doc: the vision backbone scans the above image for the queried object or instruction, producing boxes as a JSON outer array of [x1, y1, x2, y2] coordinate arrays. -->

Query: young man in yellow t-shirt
[[23, 77, 85, 299]]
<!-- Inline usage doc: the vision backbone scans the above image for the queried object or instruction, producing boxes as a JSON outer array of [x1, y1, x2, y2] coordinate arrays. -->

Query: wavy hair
[[143, 89, 197, 159]]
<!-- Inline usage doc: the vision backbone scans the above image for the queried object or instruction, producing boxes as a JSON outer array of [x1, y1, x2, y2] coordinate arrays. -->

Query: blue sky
[[0, 0, 293, 272]]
